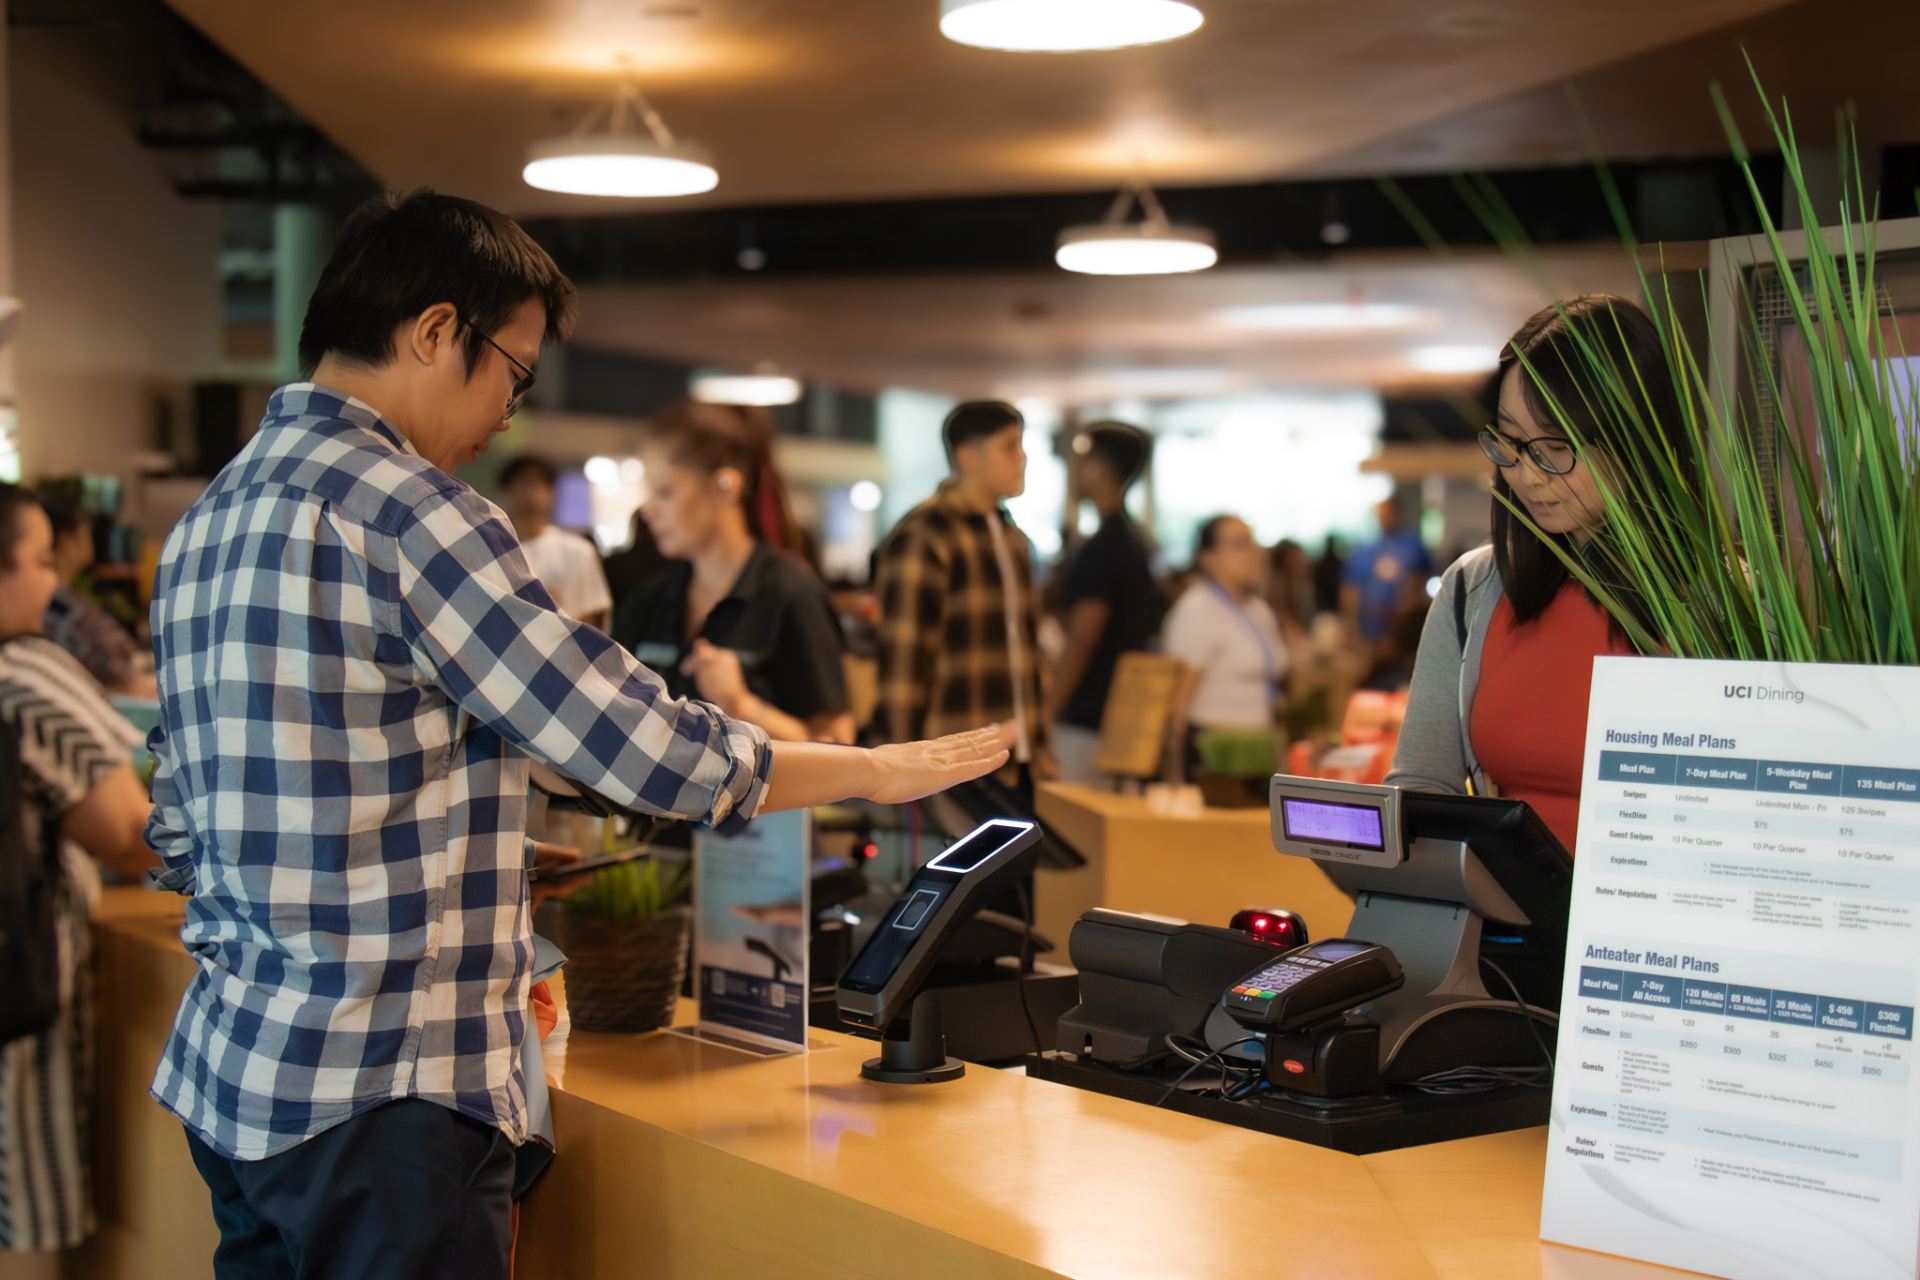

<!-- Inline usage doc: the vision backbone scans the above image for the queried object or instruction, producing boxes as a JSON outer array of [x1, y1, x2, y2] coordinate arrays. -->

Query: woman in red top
[[1387, 296, 1685, 854]]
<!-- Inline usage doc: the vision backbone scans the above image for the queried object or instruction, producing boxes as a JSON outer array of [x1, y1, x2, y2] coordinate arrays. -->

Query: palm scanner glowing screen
[[836, 819, 1040, 1027]]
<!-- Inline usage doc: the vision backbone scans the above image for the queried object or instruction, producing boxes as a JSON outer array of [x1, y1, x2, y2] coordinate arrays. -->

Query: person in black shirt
[[601, 508, 669, 621], [1049, 420, 1160, 786], [613, 403, 853, 743]]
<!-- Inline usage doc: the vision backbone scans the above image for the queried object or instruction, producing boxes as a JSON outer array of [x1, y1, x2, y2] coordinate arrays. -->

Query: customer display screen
[[839, 882, 956, 993], [1282, 798, 1386, 851]]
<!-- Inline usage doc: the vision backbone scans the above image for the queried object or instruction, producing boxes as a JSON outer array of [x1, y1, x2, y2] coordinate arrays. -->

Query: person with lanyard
[[0, 484, 154, 1268], [1387, 294, 1681, 853], [873, 399, 1045, 787], [1049, 420, 1161, 788], [1163, 514, 1290, 754], [142, 189, 1017, 1280], [613, 401, 854, 744]]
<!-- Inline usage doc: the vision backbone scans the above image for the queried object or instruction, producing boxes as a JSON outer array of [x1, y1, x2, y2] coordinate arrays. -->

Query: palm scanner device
[[836, 818, 1043, 1084], [1206, 775, 1573, 1083]]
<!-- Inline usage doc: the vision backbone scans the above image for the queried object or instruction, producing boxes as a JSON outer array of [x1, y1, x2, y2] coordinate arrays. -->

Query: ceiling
[[157, 0, 1918, 404], [569, 246, 1644, 401], [1308, 0, 1920, 178], [163, 0, 1802, 214]]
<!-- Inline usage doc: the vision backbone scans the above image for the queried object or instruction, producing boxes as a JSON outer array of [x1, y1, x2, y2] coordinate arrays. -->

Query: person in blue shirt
[[1341, 498, 1433, 654], [144, 189, 1015, 1280]]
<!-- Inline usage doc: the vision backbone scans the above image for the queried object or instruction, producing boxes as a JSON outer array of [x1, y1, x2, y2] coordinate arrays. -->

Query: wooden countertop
[[85, 890, 1683, 1280]]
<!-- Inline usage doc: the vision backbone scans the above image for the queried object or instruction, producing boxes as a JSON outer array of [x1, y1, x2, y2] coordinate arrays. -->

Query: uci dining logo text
[[1722, 684, 1806, 704]]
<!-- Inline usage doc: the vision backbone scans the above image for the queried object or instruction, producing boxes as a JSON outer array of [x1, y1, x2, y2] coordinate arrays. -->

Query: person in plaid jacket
[[873, 401, 1046, 784]]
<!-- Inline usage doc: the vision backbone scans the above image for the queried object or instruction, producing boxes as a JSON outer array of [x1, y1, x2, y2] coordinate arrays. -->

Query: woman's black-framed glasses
[[1479, 426, 1578, 476], [460, 316, 537, 417]]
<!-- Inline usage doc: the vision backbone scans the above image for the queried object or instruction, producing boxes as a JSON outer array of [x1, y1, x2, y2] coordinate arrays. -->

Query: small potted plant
[[551, 854, 693, 1034]]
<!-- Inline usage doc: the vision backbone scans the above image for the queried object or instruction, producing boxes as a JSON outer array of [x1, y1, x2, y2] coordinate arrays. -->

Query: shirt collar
[[934, 478, 1008, 519], [720, 542, 776, 604], [270, 382, 421, 459], [655, 543, 774, 639]]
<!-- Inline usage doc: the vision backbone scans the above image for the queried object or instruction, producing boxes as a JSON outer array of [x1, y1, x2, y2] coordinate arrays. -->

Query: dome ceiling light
[[1056, 179, 1216, 276], [939, 0, 1204, 52], [523, 60, 717, 198]]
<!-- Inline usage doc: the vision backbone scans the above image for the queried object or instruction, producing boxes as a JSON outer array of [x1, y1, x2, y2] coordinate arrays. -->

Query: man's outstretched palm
[[867, 723, 1017, 805]]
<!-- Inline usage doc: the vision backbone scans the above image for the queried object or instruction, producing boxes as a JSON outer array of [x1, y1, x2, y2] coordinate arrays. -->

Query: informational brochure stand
[[683, 807, 811, 1055], [1542, 658, 1920, 1280]]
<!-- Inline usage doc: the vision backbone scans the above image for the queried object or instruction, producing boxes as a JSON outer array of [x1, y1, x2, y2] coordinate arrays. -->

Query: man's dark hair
[[942, 400, 1023, 463], [498, 454, 559, 491], [35, 485, 86, 540], [0, 483, 44, 572], [1077, 420, 1152, 491], [1193, 514, 1242, 558], [297, 189, 577, 379]]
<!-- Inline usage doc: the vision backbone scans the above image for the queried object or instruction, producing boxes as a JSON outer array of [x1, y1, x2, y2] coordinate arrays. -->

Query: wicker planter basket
[[552, 905, 691, 1033]]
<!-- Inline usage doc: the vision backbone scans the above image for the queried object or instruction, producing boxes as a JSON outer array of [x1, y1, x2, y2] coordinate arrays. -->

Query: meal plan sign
[[1542, 658, 1920, 1279]]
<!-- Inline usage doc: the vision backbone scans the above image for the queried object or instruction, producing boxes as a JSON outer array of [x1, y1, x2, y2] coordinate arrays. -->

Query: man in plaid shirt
[[144, 191, 1013, 1280], [873, 401, 1046, 780]]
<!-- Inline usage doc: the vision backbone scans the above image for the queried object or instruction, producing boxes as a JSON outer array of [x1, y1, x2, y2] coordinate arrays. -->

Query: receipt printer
[[1055, 909, 1289, 1063]]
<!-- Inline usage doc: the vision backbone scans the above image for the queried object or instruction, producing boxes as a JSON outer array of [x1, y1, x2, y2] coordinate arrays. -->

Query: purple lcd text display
[[1283, 799, 1384, 849]]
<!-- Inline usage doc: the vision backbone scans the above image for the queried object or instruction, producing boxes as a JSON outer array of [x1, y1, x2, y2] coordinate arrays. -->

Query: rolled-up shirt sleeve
[[393, 488, 772, 831], [145, 720, 199, 894]]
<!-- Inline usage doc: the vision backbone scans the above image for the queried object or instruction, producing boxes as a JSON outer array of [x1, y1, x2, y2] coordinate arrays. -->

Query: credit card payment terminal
[[1222, 939, 1403, 1033]]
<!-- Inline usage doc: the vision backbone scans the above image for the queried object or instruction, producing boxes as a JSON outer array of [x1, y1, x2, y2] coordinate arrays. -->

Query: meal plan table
[[1542, 658, 1920, 1280]]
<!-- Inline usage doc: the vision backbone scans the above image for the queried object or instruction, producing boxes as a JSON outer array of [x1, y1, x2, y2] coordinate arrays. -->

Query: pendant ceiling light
[[1056, 180, 1216, 275], [939, 0, 1204, 52], [523, 62, 717, 198]]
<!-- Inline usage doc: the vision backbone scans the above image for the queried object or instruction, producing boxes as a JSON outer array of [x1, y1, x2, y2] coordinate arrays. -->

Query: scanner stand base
[[861, 998, 965, 1085]]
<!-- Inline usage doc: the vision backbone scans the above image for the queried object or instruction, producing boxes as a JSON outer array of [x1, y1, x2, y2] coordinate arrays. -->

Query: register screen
[[1282, 798, 1386, 851]]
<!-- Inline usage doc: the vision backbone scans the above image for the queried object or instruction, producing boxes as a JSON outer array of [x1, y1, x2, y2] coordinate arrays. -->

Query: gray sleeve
[[1385, 562, 1473, 796]]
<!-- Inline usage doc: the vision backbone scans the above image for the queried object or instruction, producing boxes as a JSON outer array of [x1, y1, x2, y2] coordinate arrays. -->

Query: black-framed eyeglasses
[[459, 316, 537, 418], [1479, 425, 1578, 476]]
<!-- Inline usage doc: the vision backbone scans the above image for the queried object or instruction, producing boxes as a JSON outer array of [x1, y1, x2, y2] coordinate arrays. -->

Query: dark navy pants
[[184, 1099, 514, 1280]]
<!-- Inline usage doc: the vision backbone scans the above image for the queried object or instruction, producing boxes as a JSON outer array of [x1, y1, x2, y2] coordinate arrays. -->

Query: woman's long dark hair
[[1491, 294, 1686, 628]]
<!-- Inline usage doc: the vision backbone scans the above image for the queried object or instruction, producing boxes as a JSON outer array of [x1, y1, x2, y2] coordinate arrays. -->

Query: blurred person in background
[[1049, 420, 1159, 787], [874, 400, 1045, 786], [614, 403, 853, 744], [0, 483, 155, 1266], [1388, 294, 1675, 853], [1164, 514, 1289, 742], [721, 403, 814, 570], [1266, 537, 1317, 647], [500, 454, 612, 629], [601, 508, 669, 622], [1312, 535, 1346, 616], [1341, 498, 1431, 657], [38, 488, 144, 695]]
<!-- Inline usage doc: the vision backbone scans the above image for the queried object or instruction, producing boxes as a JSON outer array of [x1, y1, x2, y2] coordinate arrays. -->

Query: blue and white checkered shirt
[[146, 384, 772, 1160]]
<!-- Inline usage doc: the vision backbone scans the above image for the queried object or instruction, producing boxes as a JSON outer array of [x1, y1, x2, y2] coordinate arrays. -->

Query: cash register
[[1033, 775, 1574, 1152]]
